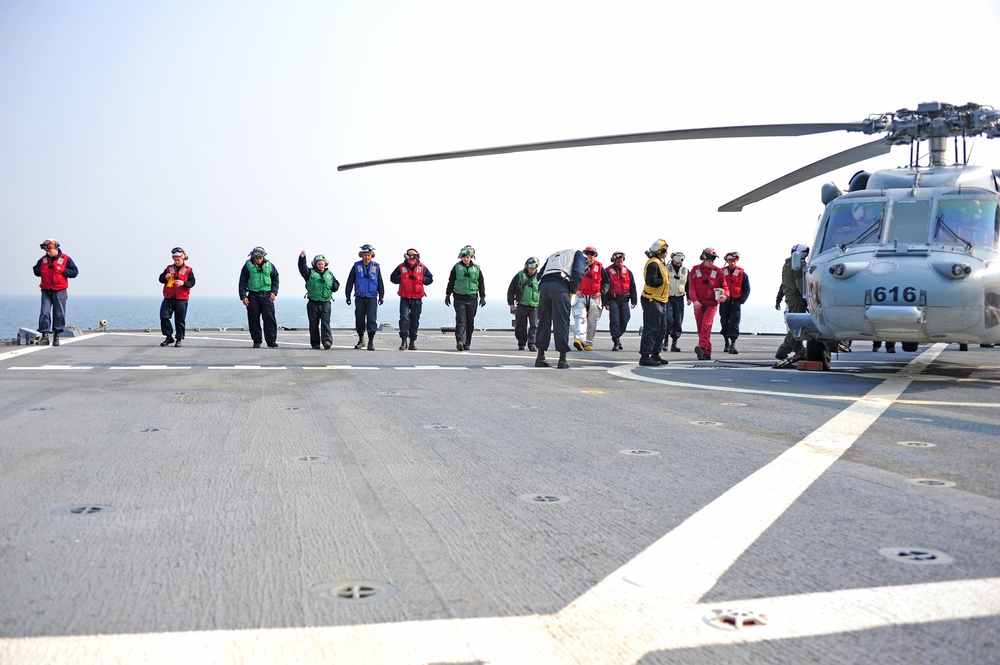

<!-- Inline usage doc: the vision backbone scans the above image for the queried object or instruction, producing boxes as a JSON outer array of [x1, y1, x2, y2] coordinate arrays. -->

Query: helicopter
[[339, 101, 1000, 369]]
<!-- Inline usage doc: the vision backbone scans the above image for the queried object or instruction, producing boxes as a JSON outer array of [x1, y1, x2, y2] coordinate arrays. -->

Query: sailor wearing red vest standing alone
[[159, 247, 196, 347], [33, 239, 79, 346], [390, 248, 434, 350], [719, 251, 751, 354], [686, 247, 729, 361]]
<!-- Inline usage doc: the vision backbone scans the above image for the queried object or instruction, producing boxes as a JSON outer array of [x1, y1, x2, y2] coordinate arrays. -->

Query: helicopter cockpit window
[[934, 199, 999, 249], [886, 200, 931, 244], [820, 201, 885, 253]]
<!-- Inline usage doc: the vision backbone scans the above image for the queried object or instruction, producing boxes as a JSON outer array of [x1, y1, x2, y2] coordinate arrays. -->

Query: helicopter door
[[885, 200, 931, 245]]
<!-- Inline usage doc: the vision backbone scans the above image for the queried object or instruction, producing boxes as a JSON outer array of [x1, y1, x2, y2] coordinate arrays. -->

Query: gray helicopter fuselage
[[800, 166, 1000, 345]]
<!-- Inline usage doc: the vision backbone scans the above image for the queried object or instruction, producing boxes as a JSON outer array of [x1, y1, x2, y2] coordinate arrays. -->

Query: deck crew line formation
[[32, 237, 773, 368]]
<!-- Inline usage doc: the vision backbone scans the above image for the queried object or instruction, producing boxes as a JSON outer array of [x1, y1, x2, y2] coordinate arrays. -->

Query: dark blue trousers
[[453, 295, 479, 347], [38, 289, 68, 334], [354, 296, 378, 337], [536, 280, 572, 353], [399, 298, 423, 340], [160, 298, 189, 341], [640, 297, 669, 356], [668, 295, 685, 340], [307, 299, 332, 346], [607, 295, 631, 340], [247, 292, 277, 345]]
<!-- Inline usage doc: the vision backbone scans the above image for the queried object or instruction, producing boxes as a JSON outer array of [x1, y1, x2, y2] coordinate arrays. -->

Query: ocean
[[0, 294, 787, 341]]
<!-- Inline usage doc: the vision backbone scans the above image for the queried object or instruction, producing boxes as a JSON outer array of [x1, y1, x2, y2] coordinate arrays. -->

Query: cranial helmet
[[724, 251, 740, 262], [790, 243, 810, 256], [458, 245, 475, 258], [359, 244, 376, 257], [525, 256, 539, 269], [670, 251, 685, 262], [646, 239, 668, 257], [405, 248, 420, 260], [583, 246, 598, 257], [700, 247, 718, 261], [312, 254, 327, 267], [171, 247, 187, 260], [40, 239, 59, 250], [611, 251, 625, 262], [250, 246, 267, 258]]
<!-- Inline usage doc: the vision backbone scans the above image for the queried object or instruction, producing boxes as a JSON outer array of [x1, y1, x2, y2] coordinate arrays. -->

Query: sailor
[[604, 251, 636, 351], [239, 246, 280, 348], [666, 252, 688, 352], [535, 248, 587, 369], [719, 251, 750, 354], [687, 247, 729, 361], [445, 245, 485, 351], [507, 257, 540, 351], [775, 244, 809, 360], [298, 250, 340, 350], [345, 244, 384, 351], [390, 248, 433, 350], [572, 246, 608, 351], [158, 247, 195, 347], [639, 239, 670, 367], [33, 239, 79, 346]]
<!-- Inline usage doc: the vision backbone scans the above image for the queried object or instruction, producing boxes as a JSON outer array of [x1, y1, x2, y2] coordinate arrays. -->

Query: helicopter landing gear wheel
[[901, 342, 918, 352], [806, 340, 831, 370]]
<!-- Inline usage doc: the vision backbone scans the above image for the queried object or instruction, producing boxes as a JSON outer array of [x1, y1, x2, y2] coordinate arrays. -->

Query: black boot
[[367, 335, 375, 351], [409, 339, 417, 350], [399, 338, 407, 350], [52, 333, 61, 347], [729, 339, 738, 354], [652, 354, 668, 365], [639, 354, 658, 366], [354, 336, 364, 349], [535, 351, 551, 367], [670, 338, 680, 352], [723, 338, 731, 353], [611, 337, 620, 351], [557, 352, 569, 369]]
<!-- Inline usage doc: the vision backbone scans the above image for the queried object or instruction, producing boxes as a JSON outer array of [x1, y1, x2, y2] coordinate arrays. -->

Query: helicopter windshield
[[819, 201, 885, 253], [933, 199, 999, 249]]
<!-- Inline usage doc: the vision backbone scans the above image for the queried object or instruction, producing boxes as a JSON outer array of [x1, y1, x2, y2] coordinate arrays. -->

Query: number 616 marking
[[873, 286, 917, 303]]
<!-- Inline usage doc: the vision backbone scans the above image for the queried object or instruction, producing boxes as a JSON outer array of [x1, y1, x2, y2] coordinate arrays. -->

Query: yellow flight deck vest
[[641, 257, 670, 303]]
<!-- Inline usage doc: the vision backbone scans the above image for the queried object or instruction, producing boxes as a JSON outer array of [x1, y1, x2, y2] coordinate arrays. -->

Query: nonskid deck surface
[[1, 331, 999, 664]]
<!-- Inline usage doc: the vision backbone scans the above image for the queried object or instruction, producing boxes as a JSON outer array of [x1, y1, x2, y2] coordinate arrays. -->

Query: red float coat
[[578, 261, 604, 296], [723, 266, 746, 300], [687, 264, 730, 304], [162, 264, 193, 300], [38, 253, 72, 290], [606, 265, 631, 297], [396, 262, 427, 298]]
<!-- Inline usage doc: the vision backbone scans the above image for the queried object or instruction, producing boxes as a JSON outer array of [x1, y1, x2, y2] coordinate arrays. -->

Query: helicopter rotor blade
[[717, 138, 893, 212], [337, 123, 869, 171]]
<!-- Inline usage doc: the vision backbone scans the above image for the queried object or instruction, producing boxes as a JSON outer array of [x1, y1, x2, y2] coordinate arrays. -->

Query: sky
[[4, 0, 1000, 303]]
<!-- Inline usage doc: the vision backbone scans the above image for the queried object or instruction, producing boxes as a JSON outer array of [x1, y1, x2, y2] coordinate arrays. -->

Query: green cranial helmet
[[250, 246, 267, 258], [312, 254, 327, 267], [458, 245, 475, 259], [525, 256, 539, 269]]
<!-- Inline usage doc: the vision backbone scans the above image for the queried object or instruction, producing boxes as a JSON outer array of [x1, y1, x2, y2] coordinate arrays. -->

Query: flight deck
[[1, 331, 998, 664]]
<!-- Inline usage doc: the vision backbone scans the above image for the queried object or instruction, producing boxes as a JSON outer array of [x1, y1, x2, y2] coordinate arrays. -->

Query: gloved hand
[[774, 303, 780, 311], [445, 295, 451, 307], [378, 298, 383, 306], [479, 297, 486, 307], [346, 296, 352, 306]]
